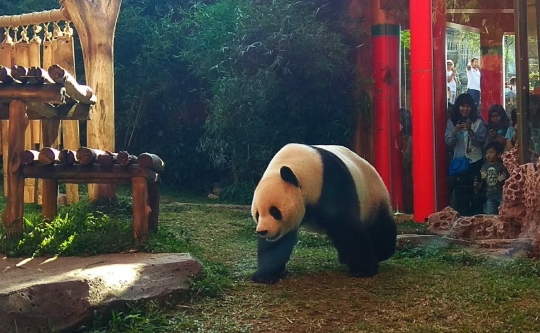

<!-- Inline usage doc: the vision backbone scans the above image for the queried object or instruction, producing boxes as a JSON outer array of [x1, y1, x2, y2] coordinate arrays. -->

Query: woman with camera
[[445, 93, 487, 215]]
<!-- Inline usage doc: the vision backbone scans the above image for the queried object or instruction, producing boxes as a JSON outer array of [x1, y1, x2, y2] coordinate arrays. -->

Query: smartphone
[[498, 130, 505, 135]]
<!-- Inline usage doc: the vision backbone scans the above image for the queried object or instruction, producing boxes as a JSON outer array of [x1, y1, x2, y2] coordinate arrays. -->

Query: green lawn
[[3, 192, 540, 333]]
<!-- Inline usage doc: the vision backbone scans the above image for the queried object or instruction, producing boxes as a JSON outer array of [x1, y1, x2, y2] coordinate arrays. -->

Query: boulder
[[0, 252, 203, 332]]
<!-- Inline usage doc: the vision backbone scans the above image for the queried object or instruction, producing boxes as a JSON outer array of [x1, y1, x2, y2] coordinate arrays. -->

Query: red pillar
[[371, 3, 403, 211], [433, 0, 448, 210], [480, 33, 504, 120], [410, 0, 436, 221]]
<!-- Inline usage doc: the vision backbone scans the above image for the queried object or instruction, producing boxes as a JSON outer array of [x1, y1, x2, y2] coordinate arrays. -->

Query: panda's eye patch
[[255, 211, 260, 221], [269, 206, 282, 220]]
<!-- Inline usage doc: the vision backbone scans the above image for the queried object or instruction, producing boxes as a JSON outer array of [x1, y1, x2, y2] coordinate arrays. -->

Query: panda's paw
[[349, 265, 378, 278], [251, 269, 288, 284]]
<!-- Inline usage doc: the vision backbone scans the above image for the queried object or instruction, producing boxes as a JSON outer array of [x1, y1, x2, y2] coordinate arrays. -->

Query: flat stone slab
[[0, 252, 203, 333]]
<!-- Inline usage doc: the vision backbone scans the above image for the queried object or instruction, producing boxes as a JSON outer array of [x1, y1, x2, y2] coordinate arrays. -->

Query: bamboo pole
[[60, 0, 122, 200], [0, 9, 69, 28]]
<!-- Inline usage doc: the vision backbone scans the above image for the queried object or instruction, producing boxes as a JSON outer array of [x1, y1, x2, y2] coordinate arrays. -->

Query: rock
[[0, 253, 203, 333], [396, 234, 471, 248]]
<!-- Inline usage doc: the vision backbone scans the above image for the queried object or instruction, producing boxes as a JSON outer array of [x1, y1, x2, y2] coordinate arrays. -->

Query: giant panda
[[251, 143, 397, 284]]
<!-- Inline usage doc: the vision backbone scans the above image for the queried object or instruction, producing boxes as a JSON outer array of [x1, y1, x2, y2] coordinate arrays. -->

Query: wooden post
[[1, 100, 28, 235], [60, 0, 123, 200], [131, 176, 150, 245], [41, 123, 60, 221], [148, 180, 160, 233]]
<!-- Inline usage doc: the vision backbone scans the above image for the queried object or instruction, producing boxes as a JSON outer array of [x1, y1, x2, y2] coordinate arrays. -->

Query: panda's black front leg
[[327, 224, 379, 278], [251, 230, 298, 284]]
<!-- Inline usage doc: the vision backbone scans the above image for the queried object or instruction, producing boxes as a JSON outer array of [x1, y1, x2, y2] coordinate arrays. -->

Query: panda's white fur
[[251, 143, 396, 284]]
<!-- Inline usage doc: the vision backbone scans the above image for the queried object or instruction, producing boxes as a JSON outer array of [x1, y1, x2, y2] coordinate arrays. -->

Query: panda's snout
[[256, 230, 268, 236]]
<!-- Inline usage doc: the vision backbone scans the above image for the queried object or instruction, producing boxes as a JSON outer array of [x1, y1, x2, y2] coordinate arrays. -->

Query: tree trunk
[[60, 0, 123, 200]]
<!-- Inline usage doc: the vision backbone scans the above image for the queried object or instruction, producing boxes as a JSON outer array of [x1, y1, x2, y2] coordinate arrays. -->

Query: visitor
[[466, 58, 481, 109], [473, 141, 508, 215], [505, 108, 518, 151], [485, 104, 510, 147], [447, 60, 457, 105], [445, 93, 487, 216]]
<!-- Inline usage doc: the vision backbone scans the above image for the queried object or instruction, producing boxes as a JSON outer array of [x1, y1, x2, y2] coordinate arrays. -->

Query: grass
[[3, 190, 540, 332]]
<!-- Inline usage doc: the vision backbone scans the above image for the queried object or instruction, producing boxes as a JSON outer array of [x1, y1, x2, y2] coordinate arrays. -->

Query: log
[[27, 67, 55, 84], [76, 147, 106, 165], [137, 153, 165, 172], [48, 64, 97, 104], [22, 149, 39, 165], [0, 66, 14, 84], [38, 147, 61, 165], [0, 84, 66, 104], [11, 65, 29, 84], [97, 152, 118, 168], [61, 0, 122, 201], [117, 151, 137, 166], [59, 149, 78, 166], [1, 100, 28, 235], [132, 176, 150, 245]]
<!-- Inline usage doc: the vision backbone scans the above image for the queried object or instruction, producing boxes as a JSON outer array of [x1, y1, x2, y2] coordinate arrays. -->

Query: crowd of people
[[445, 93, 517, 216]]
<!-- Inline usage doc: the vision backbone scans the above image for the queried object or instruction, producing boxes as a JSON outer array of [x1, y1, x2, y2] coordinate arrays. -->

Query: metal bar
[[514, 0, 529, 164], [0, 9, 69, 28]]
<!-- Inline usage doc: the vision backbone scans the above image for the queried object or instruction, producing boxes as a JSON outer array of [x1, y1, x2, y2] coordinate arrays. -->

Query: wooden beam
[[0, 84, 66, 103], [23, 164, 155, 181], [60, 0, 123, 200]]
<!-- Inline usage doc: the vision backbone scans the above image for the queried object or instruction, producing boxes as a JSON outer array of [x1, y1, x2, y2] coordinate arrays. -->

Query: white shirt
[[467, 67, 481, 91], [447, 70, 456, 92]]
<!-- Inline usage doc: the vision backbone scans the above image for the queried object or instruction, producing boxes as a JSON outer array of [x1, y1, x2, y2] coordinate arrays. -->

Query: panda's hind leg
[[327, 223, 378, 278], [251, 229, 298, 284]]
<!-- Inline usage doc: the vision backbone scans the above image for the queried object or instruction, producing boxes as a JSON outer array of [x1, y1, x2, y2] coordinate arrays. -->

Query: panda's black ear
[[280, 166, 299, 187], [252, 171, 263, 186]]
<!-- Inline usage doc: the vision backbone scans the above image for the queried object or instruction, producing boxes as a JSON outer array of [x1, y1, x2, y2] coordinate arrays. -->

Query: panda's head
[[251, 166, 305, 241]]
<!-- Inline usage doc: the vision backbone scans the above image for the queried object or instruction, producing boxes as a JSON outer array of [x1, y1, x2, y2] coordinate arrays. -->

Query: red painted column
[[480, 34, 504, 120], [433, 0, 448, 210], [371, 5, 403, 211], [410, 0, 436, 221]]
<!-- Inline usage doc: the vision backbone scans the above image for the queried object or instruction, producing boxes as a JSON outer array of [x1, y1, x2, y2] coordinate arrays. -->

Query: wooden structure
[[0, 65, 94, 235], [21, 148, 163, 244], [0, 1, 121, 203]]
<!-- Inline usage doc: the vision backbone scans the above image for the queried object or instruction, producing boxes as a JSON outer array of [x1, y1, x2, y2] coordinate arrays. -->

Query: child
[[474, 141, 508, 215]]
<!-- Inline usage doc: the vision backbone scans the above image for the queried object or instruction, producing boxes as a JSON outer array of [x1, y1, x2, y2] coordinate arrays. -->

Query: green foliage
[[181, 0, 357, 186], [0, 197, 190, 257]]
